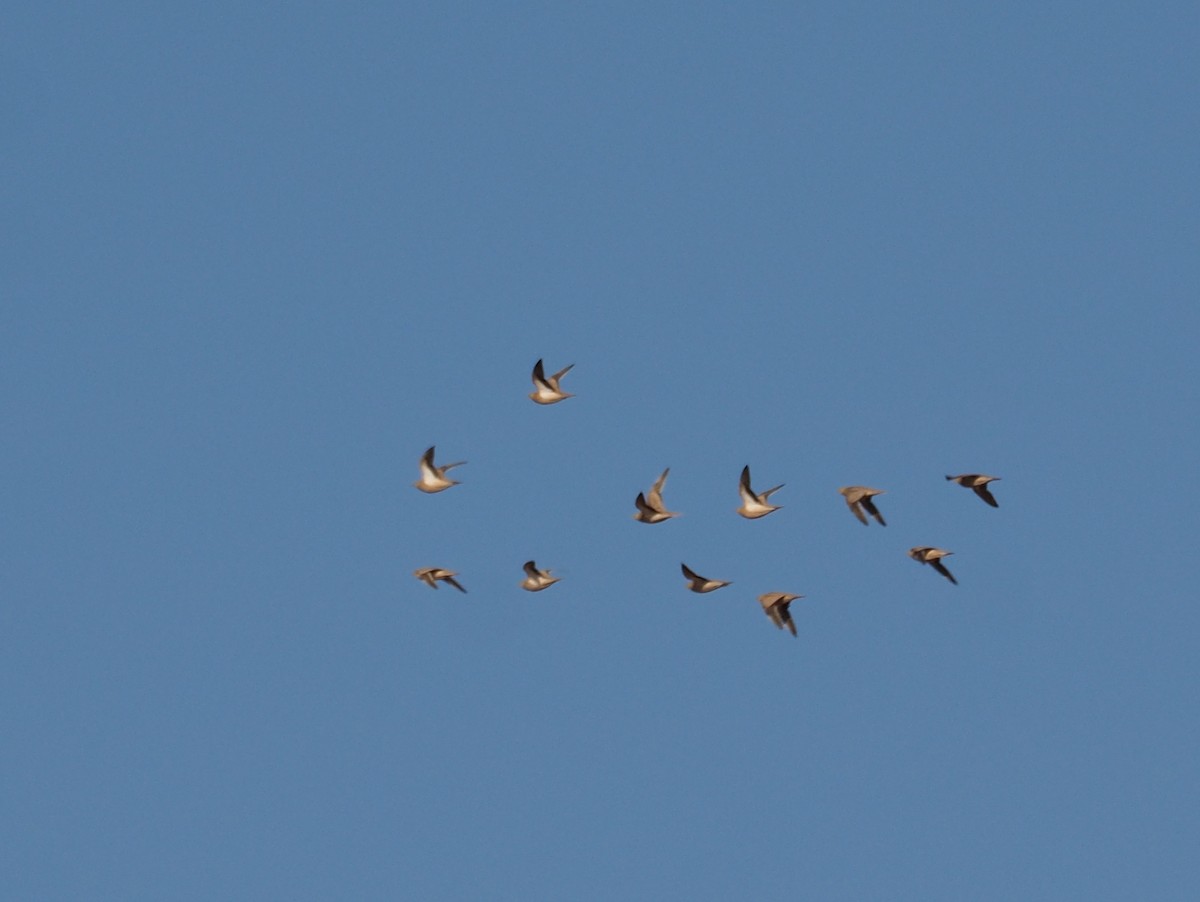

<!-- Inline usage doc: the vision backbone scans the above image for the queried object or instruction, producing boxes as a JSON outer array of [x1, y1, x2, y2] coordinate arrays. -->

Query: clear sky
[[5, 3, 1198, 899]]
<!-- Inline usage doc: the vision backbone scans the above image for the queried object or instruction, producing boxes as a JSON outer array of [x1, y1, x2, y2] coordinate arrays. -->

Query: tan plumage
[[529, 358, 575, 404], [680, 563, 731, 594], [413, 446, 466, 493], [838, 486, 887, 526], [737, 465, 784, 519], [414, 567, 467, 593], [908, 547, 958, 585], [634, 468, 680, 523], [520, 560, 561, 592], [759, 592, 803, 636], [945, 473, 1001, 508]]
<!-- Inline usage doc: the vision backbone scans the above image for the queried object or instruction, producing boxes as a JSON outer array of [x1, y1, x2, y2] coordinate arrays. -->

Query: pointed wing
[[531, 359, 547, 388], [681, 562, 701, 581], [764, 602, 785, 630], [441, 459, 467, 472], [931, 560, 958, 584], [739, 466, 755, 502], [974, 484, 999, 507], [549, 362, 574, 383], [780, 603, 797, 636], [760, 484, 784, 501], [646, 468, 670, 507], [419, 447, 437, 479], [861, 496, 886, 526], [443, 575, 467, 593], [523, 560, 539, 577], [634, 492, 655, 516], [847, 499, 868, 525]]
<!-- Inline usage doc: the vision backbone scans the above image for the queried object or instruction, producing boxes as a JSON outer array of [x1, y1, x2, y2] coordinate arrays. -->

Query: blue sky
[[4, 2, 1198, 899]]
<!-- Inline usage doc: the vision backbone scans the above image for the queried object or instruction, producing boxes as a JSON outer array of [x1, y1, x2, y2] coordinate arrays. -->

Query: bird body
[[737, 466, 784, 519], [529, 359, 575, 404], [634, 468, 680, 523], [839, 485, 887, 525], [414, 567, 467, 593], [908, 547, 958, 585], [759, 592, 803, 635], [681, 563, 730, 593], [414, 446, 466, 493], [946, 473, 1001, 507], [521, 560, 561, 592]]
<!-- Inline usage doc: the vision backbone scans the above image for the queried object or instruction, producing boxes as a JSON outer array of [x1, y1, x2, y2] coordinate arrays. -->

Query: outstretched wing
[[647, 468, 670, 507], [443, 575, 467, 593], [931, 560, 958, 585], [780, 604, 797, 636], [846, 498, 868, 525], [419, 446, 437, 479], [739, 465, 756, 502], [861, 496, 886, 526], [974, 484, 999, 507]]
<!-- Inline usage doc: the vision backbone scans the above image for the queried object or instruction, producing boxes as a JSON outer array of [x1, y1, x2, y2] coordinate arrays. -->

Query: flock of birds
[[414, 360, 1003, 638]]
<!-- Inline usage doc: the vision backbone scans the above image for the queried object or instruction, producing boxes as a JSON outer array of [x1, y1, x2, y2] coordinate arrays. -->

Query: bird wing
[[738, 466, 757, 503], [419, 447, 438, 479], [681, 563, 700, 581], [523, 560, 539, 577], [847, 498, 868, 525], [974, 484, 999, 507], [443, 575, 467, 593], [931, 560, 958, 585], [549, 362, 574, 383], [861, 496, 886, 526], [531, 359, 548, 388], [646, 468, 670, 507]]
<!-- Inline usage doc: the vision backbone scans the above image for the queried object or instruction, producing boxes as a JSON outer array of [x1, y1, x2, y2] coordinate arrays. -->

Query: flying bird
[[737, 465, 784, 519], [414, 567, 467, 593], [634, 468, 680, 523], [529, 358, 575, 405], [908, 547, 958, 585], [414, 446, 466, 494], [759, 592, 803, 636], [681, 563, 731, 593], [945, 473, 1001, 508], [839, 486, 887, 526], [521, 560, 561, 592]]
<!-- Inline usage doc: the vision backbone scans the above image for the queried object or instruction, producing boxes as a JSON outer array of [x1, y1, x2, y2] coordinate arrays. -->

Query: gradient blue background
[[5, 3, 1198, 899]]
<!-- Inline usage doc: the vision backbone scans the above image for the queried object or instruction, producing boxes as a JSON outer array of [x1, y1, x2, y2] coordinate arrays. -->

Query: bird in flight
[[908, 547, 958, 585], [737, 465, 784, 519], [634, 468, 680, 523], [680, 563, 731, 593], [529, 358, 575, 405], [839, 485, 887, 526], [521, 560, 561, 592], [414, 446, 466, 494], [414, 567, 467, 593], [945, 473, 1001, 508], [759, 592, 803, 636]]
